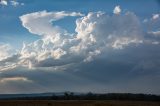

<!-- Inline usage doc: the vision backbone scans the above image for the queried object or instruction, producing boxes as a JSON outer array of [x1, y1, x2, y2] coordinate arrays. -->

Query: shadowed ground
[[0, 100, 160, 106]]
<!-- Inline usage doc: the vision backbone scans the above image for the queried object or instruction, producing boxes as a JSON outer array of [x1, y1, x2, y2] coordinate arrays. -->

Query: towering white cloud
[[0, 8, 160, 94], [0, 10, 145, 69], [75, 11, 143, 50], [18, 10, 144, 68], [19, 11, 84, 68]]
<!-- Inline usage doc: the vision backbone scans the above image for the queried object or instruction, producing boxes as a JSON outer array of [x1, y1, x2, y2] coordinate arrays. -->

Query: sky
[[0, 0, 160, 94]]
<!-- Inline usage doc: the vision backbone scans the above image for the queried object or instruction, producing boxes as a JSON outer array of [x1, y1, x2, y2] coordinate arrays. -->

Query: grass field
[[0, 100, 159, 106]]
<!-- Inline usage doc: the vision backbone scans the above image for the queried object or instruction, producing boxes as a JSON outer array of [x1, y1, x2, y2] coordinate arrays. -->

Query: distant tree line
[[1, 92, 160, 101]]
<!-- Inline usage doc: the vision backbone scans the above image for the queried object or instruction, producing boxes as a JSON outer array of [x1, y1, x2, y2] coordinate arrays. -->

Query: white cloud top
[[113, 5, 121, 14]]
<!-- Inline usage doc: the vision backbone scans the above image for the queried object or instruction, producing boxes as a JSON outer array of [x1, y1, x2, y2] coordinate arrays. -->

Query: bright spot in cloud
[[152, 14, 159, 20], [113, 5, 121, 15], [0, 0, 7, 6]]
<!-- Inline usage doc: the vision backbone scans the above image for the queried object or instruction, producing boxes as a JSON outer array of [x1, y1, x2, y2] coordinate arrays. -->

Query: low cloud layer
[[0, 6, 160, 94]]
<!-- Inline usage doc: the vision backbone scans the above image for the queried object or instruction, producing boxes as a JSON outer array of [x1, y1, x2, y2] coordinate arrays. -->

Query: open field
[[0, 100, 159, 106]]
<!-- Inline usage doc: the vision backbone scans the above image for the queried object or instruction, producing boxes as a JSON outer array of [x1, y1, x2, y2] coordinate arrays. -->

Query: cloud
[[84, 50, 101, 62], [0, 44, 18, 72], [142, 13, 160, 44], [18, 11, 144, 69], [152, 14, 159, 20], [10, 0, 19, 7], [1, 10, 145, 69], [20, 11, 84, 36], [1, 43, 160, 94], [0, 77, 32, 83], [148, 30, 160, 37], [0, 44, 13, 61], [113, 5, 121, 15], [0, 0, 7, 6], [0, 0, 24, 7], [111, 38, 143, 49], [74, 11, 143, 51], [19, 11, 84, 68], [1, 9, 160, 94]]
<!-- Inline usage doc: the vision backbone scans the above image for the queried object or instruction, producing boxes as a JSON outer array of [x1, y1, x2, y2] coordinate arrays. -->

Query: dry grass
[[0, 100, 159, 106]]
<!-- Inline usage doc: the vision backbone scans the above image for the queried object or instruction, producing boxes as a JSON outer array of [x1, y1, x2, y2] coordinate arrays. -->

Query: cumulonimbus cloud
[[0, 9, 154, 70], [1, 5, 160, 72], [0, 6, 160, 94], [18, 10, 146, 69]]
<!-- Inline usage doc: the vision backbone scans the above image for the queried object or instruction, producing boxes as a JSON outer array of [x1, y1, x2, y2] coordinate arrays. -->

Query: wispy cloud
[[0, 77, 32, 83]]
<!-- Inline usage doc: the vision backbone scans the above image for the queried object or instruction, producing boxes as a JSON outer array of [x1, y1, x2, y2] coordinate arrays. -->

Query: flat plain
[[0, 100, 160, 106]]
